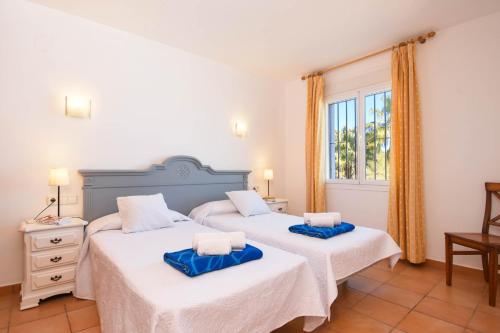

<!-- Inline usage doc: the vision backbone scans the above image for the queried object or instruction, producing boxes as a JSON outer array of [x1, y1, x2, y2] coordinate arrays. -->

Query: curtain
[[388, 42, 426, 263], [305, 75, 326, 213]]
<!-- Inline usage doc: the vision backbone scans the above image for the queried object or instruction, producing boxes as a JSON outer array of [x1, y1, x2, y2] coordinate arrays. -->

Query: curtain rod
[[300, 31, 436, 80]]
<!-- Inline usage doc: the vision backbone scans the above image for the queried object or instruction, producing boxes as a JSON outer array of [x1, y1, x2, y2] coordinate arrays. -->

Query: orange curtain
[[388, 42, 426, 263], [305, 75, 326, 213]]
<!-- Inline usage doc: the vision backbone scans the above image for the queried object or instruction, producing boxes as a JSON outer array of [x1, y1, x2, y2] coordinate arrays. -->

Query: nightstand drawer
[[31, 247, 80, 271], [30, 228, 83, 252], [268, 202, 288, 213], [31, 266, 76, 290]]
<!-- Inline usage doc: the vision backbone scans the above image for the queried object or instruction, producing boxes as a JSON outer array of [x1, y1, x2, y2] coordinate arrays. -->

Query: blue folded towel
[[289, 222, 355, 239], [163, 244, 263, 277]]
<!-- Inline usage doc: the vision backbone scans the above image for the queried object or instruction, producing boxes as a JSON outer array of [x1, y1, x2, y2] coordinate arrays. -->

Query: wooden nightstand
[[265, 198, 288, 214], [19, 217, 88, 310]]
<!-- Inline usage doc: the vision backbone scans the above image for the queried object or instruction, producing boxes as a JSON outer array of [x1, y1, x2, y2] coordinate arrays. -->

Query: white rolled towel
[[192, 232, 246, 250], [196, 238, 232, 256], [304, 212, 341, 227]]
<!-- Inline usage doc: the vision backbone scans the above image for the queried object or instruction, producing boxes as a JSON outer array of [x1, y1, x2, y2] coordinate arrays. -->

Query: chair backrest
[[482, 182, 500, 234]]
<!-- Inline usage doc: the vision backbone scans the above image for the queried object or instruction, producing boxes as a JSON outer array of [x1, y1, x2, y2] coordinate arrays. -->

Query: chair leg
[[482, 253, 489, 282], [488, 249, 497, 307], [445, 235, 453, 286]]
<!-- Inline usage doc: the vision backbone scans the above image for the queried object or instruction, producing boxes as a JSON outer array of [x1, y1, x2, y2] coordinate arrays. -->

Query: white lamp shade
[[263, 169, 274, 180], [234, 121, 247, 138], [49, 168, 69, 186], [65, 96, 91, 118]]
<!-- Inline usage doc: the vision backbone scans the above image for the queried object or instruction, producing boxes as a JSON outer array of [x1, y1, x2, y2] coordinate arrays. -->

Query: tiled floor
[[275, 260, 500, 333], [0, 260, 498, 333]]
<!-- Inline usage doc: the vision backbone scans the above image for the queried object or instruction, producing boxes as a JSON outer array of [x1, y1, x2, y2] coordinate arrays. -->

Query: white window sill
[[325, 181, 389, 192]]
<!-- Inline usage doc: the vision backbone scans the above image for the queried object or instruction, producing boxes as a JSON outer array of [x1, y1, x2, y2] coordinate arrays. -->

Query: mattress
[[86, 221, 326, 333]]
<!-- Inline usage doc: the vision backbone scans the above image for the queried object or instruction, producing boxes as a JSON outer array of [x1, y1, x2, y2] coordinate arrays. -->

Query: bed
[[192, 210, 401, 314], [75, 156, 326, 333]]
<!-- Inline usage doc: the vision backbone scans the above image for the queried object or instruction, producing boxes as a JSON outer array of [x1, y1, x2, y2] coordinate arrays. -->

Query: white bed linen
[[196, 212, 401, 314], [81, 221, 326, 333]]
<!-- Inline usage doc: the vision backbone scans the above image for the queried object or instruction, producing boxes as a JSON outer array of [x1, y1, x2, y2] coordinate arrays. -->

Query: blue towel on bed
[[289, 222, 355, 239], [163, 244, 263, 277]]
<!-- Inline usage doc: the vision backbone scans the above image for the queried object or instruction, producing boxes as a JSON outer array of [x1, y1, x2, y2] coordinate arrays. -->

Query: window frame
[[325, 82, 391, 186]]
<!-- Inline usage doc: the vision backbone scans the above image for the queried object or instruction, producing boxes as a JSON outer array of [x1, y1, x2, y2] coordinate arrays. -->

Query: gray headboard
[[79, 155, 251, 222]]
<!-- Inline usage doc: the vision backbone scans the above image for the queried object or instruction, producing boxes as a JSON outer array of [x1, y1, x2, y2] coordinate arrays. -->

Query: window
[[327, 84, 391, 184]]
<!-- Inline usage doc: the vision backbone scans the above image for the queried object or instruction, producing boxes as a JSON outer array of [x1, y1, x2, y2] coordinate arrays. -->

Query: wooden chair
[[445, 182, 500, 306]]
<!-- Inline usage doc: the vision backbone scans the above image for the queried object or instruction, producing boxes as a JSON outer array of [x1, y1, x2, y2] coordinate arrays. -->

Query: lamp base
[[263, 196, 276, 201]]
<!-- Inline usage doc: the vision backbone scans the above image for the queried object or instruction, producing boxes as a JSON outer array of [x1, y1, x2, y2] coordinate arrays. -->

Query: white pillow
[[226, 190, 271, 217], [168, 209, 190, 222], [189, 200, 239, 222], [117, 193, 175, 233], [89, 213, 122, 231]]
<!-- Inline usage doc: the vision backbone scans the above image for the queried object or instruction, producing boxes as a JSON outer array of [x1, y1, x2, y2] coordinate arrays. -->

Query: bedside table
[[19, 217, 88, 310], [265, 198, 288, 214]]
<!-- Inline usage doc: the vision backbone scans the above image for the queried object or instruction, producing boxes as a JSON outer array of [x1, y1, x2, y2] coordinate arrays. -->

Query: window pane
[[327, 98, 357, 180], [376, 138, 386, 180], [364, 90, 391, 181], [365, 94, 375, 180]]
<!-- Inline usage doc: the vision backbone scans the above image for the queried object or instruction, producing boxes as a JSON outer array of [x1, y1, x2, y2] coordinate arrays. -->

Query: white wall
[[284, 11, 500, 269], [0, 0, 286, 286]]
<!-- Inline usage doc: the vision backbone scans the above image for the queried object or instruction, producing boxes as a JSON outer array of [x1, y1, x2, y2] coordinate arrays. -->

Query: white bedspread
[[196, 213, 401, 314], [79, 221, 326, 333]]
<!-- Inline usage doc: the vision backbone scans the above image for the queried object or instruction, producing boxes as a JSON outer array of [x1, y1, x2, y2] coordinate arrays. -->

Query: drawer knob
[[50, 275, 62, 282], [50, 238, 62, 244], [50, 256, 62, 263], [278, 207, 283, 211]]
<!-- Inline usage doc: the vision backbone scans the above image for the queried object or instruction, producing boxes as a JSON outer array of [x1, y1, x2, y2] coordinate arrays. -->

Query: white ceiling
[[30, 0, 500, 80]]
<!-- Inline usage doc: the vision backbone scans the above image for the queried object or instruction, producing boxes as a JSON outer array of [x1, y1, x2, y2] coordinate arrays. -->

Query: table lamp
[[263, 169, 274, 200], [49, 168, 69, 218]]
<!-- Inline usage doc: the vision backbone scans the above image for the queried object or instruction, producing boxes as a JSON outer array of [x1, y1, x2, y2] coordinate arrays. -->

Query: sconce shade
[[263, 169, 274, 180], [49, 168, 69, 186], [65, 96, 91, 118], [234, 121, 247, 138]]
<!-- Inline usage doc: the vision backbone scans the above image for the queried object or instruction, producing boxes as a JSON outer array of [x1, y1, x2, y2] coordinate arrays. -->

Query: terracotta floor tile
[[359, 266, 397, 283], [67, 304, 100, 332], [0, 328, 6, 333], [77, 326, 101, 333], [388, 274, 438, 294], [0, 308, 8, 329], [0, 296, 11, 311], [371, 284, 424, 308], [9, 313, 70, 333], [347, 275, 383, 294], [464, 330, 479, 333], [390, 330, 405, 333], [468, 309, 500, 333], [428, 283, 482, 308], [400, 264, 444, 282], [397, 311, 463, 333], [334, 287, 366, 309], [64, 297, 96, 312], [0, 287, 12, 297], [9, 297, 66, 325], [330, 307, 392, 333], [453, 266, 485, 280], [476, 302, 500, 318], [415, 296, 474, 327], [477, 287, 500, 316], [353, 295, 410, 326], [374, 259, 408, 273], [449, 275, 487, 294]]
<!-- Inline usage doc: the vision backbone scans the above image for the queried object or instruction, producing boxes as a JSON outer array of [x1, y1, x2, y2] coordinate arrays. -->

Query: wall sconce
[[65, 96, 91, 118], [234, 121, 247, 138]]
